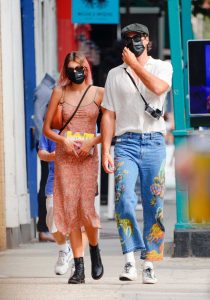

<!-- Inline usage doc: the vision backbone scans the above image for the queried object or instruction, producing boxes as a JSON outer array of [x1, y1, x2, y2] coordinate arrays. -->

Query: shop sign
[[72, 0, 119, 24]]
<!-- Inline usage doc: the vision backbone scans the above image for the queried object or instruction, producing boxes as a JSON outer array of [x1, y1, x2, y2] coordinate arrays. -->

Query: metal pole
[[168, 0, 191, 229], [181, 0, 193, 129]]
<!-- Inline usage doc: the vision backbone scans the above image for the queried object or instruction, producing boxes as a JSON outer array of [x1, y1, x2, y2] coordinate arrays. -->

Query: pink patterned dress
[[53, 96, 100, 235]]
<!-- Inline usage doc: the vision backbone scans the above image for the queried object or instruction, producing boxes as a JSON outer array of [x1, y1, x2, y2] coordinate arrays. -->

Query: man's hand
[[102, 152, 114, 174], [122, 47, 139, 68], [49, 151, 56, 161], [122, 47, 171, 96]]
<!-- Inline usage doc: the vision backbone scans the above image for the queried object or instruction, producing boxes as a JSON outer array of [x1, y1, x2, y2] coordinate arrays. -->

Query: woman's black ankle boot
[[89, 244, 104, 280], [68, 257, 85, 284]]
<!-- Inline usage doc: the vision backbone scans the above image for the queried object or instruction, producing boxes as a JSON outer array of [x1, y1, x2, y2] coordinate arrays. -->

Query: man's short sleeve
[[101, 71, 116, 112], [158, 61, 173, 90], [38, 134, 49, 151]]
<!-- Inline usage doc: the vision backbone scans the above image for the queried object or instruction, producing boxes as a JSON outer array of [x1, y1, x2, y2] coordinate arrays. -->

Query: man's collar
[[145, 56, 153, 65], [120, 56, 153, 70], [120, 63, 127, 68]]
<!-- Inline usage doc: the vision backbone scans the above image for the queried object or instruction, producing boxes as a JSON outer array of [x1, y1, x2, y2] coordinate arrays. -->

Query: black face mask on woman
[[124, 34, 145, 57], [66, 66, 85, 84]]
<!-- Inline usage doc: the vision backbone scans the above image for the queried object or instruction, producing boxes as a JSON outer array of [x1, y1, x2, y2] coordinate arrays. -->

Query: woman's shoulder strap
[[60, 87, 65, 104]]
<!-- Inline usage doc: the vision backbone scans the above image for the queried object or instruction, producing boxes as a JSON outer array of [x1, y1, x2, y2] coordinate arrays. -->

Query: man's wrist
[[131, 61, 143, 72], [102, 149, 110, 155]]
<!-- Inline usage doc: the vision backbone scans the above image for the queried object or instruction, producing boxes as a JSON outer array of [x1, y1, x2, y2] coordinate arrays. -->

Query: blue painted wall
[[20, 0, 37, 217]]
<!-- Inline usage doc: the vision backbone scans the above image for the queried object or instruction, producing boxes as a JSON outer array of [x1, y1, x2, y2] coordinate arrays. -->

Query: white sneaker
[[55, 249, 73, 275], [119, 262, 137, 281], [142, 267, 157, 284]]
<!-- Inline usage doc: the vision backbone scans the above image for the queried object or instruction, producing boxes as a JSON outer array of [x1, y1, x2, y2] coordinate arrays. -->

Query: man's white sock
[[143, 261, 154, 270], [58, 243, 70, 253], [124, 252, 135, 265]]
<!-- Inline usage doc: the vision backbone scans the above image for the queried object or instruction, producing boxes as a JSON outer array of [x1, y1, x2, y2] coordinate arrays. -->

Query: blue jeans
[[114, 132, 166, 261]]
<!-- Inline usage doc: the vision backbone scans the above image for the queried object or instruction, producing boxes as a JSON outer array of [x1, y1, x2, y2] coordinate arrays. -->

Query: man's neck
[[136, 51, 150, 66]]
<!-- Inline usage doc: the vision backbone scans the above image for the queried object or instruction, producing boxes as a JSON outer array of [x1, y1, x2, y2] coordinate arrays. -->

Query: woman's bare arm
[[43, 87, 65, 144]]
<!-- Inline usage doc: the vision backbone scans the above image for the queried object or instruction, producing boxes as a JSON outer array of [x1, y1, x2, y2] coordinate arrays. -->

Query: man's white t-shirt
[[102, 57, 173, 136]]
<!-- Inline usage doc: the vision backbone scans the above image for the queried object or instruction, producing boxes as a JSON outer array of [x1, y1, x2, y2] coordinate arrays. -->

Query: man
[[101, 23, 173, 284], [33, 73, 56, 242], [38, 131, 74, 275]]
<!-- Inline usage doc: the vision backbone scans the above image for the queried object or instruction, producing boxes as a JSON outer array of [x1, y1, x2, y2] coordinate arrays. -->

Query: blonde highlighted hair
[[58, 51, 93, 87]]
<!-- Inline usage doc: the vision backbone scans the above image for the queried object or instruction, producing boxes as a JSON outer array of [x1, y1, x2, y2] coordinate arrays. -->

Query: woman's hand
[[77, 139, 94, 158], [62, 138, 78, 157]]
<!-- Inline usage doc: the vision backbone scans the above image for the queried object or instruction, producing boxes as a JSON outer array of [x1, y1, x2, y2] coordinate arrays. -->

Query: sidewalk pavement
[[0, 189, 210, 300]]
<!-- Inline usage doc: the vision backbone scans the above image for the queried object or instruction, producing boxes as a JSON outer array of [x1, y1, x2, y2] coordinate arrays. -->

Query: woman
[[43, 51, 104, 284], [38, 130, 88, 277]]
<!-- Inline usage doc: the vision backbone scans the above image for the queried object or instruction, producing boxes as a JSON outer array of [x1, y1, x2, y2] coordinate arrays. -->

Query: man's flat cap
[[121, 23, 149, 38]]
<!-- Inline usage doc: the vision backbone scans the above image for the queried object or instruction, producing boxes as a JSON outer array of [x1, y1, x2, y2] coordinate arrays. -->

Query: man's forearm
[[101, 111, 115, 154], [38, 150, 55, 162], [131, 62, 169, 96]]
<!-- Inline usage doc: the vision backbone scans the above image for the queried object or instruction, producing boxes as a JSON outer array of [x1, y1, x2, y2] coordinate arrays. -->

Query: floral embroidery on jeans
[[156, 207, 165, 232], [115, 213, 133, 245], [114, 161, 128, 202], [147, 223, 165, 243], [145, 248, 164, 261], [150, 160, 165, 206]]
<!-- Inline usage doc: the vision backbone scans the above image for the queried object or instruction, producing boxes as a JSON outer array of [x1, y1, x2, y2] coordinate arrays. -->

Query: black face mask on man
[[66, 66, 85, 84], [124, 35, 145, 57]]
